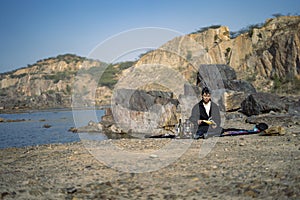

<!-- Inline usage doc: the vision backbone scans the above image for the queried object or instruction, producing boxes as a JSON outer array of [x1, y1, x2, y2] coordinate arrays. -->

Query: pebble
[[150, 154, 158, 158], [66, 187, 77, 194]]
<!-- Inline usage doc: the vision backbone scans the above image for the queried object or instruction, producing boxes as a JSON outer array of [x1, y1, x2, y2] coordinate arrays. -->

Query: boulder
[[215, 64, 237, 80], [223, 90, 248, 111], [76, 121, 103, 133], [223, 80, 256, 94], [288, 99, 300, 116], [241, 92, 286, 116], [101, 89, 180, 136], [197, 64, 237, 90], [43, 124, 51, 128], [183, 84, 200, 97], [197, 64, 256, 94], [260, 126, 286, 136], [113, 88, 176, 112], [199, 64, 237, 81]]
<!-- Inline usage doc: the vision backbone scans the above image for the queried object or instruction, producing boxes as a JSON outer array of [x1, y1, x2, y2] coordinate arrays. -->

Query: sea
[[0, 109, 107, 149]]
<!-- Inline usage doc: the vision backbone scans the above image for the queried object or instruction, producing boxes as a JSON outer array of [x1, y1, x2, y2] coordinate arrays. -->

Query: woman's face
[[202, 93, 211, 104]]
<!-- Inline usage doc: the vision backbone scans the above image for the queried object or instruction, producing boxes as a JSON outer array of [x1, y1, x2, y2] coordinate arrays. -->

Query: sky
[[0, 0, 299, 73]]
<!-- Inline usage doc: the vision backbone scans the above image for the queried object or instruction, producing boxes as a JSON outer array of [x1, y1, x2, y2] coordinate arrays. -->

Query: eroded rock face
[[0, 54, 104, 110], [137, 16, 300, 93]]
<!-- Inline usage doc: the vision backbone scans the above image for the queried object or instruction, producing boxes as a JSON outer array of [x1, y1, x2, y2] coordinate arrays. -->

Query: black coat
[[189, 100, 222, 134]]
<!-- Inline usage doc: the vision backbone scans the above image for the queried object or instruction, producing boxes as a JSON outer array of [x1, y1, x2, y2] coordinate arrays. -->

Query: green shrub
[[272, 74, 282, 90], [191, 25, 221, 34], [44, 71, 75, 83], [230, 23, 264, 38], [47, 90, 55, 94], [186, 51, 192, 61], [225, 47, 231, 57], [97, 61, 135, 89], [98, 64, 118, 89], [10, 73, 27, 79], [118, 61, 135, 70], [66, 84, 72, 94]]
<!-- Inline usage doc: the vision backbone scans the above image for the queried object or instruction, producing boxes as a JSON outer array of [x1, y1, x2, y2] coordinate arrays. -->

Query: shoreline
[[1, 133, 299, 199]]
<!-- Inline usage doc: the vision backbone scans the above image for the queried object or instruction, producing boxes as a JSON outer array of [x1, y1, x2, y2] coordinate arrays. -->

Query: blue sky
[[0, 0, 299, 73]]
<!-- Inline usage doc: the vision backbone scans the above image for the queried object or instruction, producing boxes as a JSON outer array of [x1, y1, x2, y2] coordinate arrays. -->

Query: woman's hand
[[197, 120, 202, 125]]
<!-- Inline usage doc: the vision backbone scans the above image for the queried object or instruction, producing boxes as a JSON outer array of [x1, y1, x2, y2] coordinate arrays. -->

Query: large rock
[[101, 89, 180, 136], [113, 89, 177, 111], [199, 64, 237, 81], [197, 65, 256, 94], [241, 92, 286, 116], [196, 65, 255, 112], [288, 99, 300, 116], [223, 80, 256, 94], [223, 90, 248, 112]]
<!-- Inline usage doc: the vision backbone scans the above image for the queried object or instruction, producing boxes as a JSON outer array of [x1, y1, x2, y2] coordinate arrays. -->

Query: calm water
[[0, 109, 107, 149]]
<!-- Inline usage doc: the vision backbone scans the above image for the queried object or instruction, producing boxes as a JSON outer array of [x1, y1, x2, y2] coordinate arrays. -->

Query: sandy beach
[[0, 129, 299, 200]]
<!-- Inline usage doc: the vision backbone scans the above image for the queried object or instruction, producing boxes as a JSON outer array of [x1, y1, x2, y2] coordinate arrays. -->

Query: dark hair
[[201, 87, 211, 95]]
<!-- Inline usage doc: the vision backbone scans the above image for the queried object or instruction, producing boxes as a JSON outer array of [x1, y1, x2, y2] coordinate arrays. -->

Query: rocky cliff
[[136, 16, 300, 93], [0, 16, 299, 112], [0, 54, 136, 111], [0, 54, 103, 110]]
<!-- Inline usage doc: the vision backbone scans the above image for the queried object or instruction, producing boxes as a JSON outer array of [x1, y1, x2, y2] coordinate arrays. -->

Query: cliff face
[[136, 16, 300, 93], [0, 54, 105, 110]]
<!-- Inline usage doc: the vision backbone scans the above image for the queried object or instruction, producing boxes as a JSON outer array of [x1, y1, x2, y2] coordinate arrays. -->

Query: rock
[[109, 124, 124, 134], [76, 122, 102, 133], [104, 88, 180, 136], [68, 127, 78, 133], [260, 126, 285, 136], [114, 88, 175, 112], [183, 84, 200, 96], [223, 80, 256, 94], [6, 119, 26, 122], [212, 165, 218, 169], [66, 187, 77, 194], [0, 117, 5, 122], [101, 108, 114, 126], [241, 92, 286, 116], [88, 120, 97, 126], [225, 112, 246, 120], [43, 124, 51, 128], [223, 90, 248, 111], [199, 64, 237, 81], [288, 99, 300, 116]]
